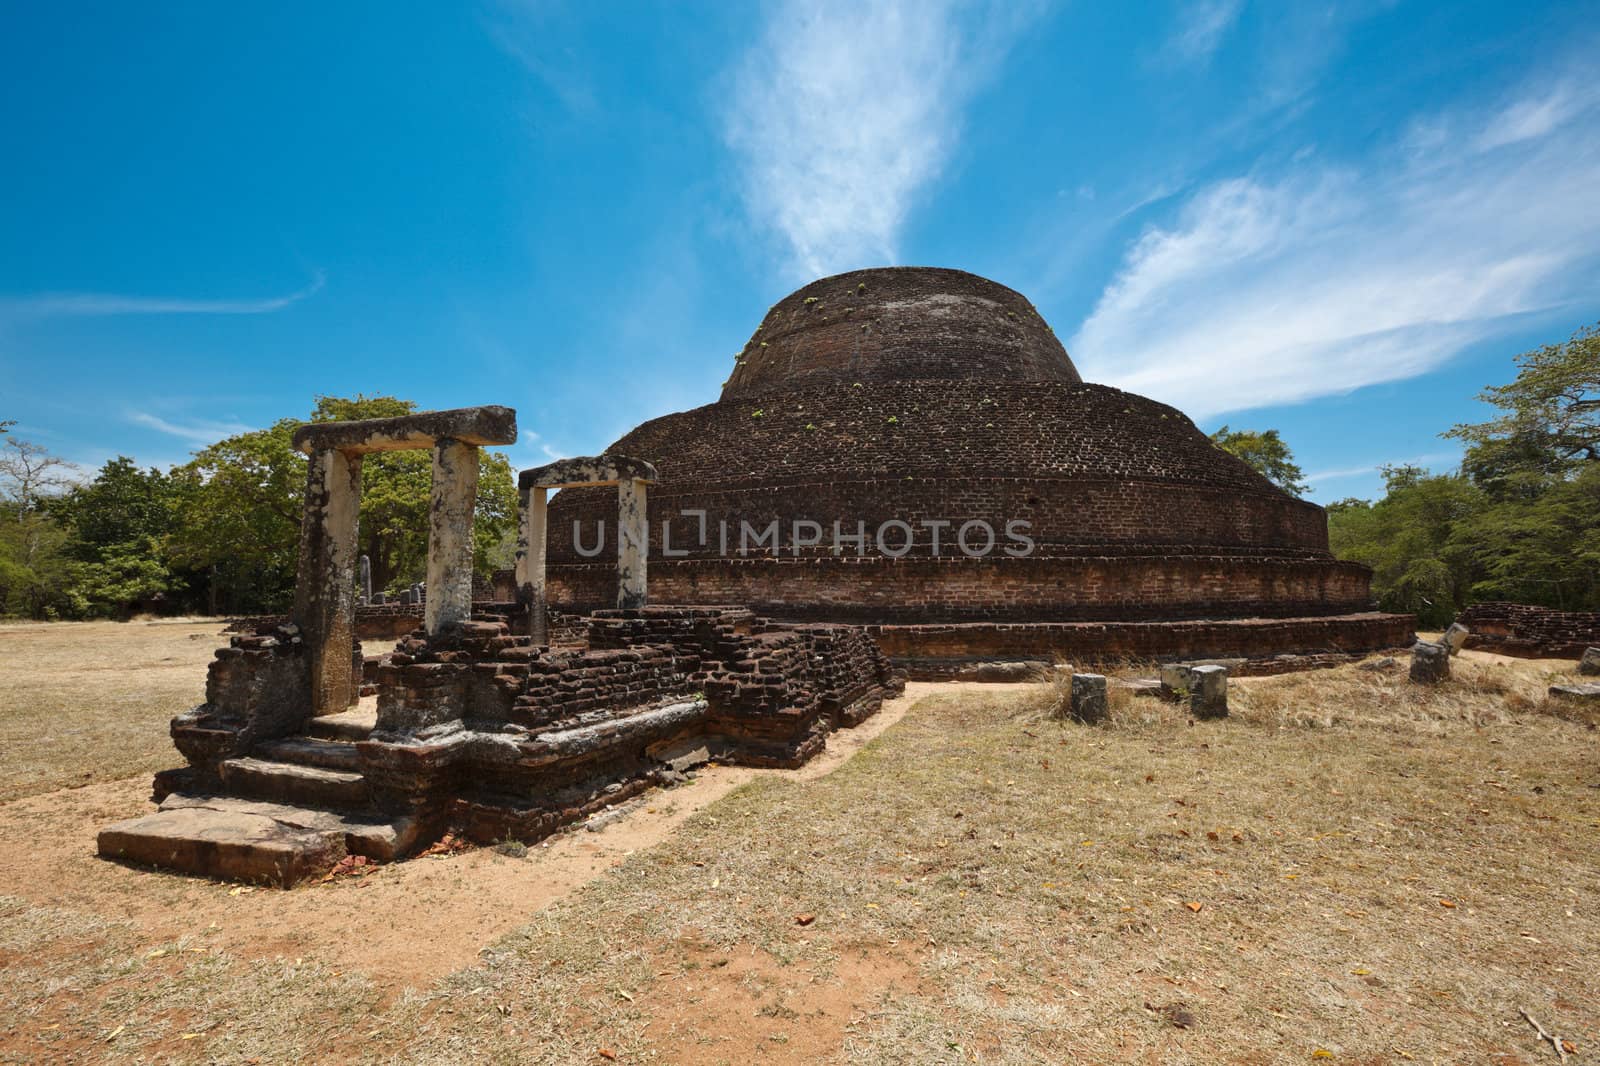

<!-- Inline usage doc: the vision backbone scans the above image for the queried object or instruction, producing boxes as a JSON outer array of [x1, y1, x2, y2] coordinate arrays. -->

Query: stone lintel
[[292, 406, 517, 456], [518, 454, 658, 491]]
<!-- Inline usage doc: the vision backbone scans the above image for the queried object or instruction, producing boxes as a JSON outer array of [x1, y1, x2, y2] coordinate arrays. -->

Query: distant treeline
[[0, 396, 516, 619]]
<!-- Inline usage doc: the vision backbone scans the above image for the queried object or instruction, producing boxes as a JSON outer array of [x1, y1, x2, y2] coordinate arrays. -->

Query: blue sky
[[3, 1, 1598, 501]]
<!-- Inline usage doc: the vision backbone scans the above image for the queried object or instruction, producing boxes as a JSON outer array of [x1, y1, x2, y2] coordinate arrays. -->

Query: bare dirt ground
[[0, 623, 1597, 1064]]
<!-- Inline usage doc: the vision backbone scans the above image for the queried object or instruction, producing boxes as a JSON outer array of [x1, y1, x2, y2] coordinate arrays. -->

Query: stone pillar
[[1069, 672, 1108, 724], [425, 438, 479, 638], [1409, 640, 1450, 684], [517, 485, 549, 644], [1188, 664, 1229, 719], [1580, 647, 1600, 677], [617, 477, 648, 610], [292, 448, 363, 715], [359, 554, 372, 606]]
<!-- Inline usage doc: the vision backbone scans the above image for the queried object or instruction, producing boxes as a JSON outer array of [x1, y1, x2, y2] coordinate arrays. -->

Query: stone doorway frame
[[516, 455, 659, 644], [290, 406, 518, 715]]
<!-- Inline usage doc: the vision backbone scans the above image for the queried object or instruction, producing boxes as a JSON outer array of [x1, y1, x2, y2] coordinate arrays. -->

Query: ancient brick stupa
[[545, 267, 1412, 673]]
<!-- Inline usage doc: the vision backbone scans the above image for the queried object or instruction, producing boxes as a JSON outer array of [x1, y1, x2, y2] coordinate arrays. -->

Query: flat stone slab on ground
[[98, 805, 347, 887], [1549, 682, 1600, 701], [159, 792, 415, 861]]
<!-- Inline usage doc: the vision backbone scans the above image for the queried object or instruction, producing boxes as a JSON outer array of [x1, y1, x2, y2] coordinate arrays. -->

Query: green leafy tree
[[1209, 425, 1310, 497], [1446, 321, 1600, 496]]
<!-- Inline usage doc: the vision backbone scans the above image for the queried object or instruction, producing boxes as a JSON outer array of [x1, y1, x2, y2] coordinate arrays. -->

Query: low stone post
[[292, 447, 363, 715], [1441, 623, 1470, 656], [359, 554, 372, 606], [617, 477, 648, 610], [1188, 664, 1229, 719], [1579, 647, 1600, 677], [1158, 663, 1195, 702], [517, 484, 549, 644], [426, 438, 479, 638], [1069, 672, 1108, 724], [1409, 640, 1450, 684]]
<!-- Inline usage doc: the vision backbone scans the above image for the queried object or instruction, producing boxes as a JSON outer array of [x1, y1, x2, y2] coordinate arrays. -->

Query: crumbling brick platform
[[100, 607, 901, 885]]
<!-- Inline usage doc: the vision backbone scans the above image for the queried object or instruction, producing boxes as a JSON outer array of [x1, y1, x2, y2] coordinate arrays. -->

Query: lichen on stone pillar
[[617, 478, 648, 609], [425, 437, 479, 638], [517, 484, 549, 642], [292, 447, 363, 715]]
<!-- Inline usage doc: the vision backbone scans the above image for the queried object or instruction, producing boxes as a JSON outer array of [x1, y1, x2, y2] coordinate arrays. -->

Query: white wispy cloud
[[1306, 452, 1459, 484], [723, 0, 1036, 278], [3, 272, 324, 319], [1070, 74, 1600, 419], [1165, 0, 1244, 63], [127, 412, 253, 444]]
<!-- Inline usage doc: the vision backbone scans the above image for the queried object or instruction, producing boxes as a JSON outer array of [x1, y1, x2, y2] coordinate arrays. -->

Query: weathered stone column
[[617, 477, 648, 610], [359, 554, 372, 606], [292, 447, 363, 715], [517, 484, 549, 643], [425, 438, 479, 638]]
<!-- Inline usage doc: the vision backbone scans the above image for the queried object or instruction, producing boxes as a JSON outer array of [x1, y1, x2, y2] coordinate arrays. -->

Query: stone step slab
[[97, 806, 346, 887], [307, 707, 377, 742], [254, 736, 362, 771], [220, 757, 369, 810], [158, 792, 416, 861]]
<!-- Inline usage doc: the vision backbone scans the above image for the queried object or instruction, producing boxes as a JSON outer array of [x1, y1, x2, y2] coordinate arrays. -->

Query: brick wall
[[547, 554, 1377, 624], [1456, 602, 1600, 658]]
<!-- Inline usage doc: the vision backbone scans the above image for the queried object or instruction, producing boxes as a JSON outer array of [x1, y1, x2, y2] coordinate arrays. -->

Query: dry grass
[[1, 624, 1598, 1063], [0, 620, 225, 802]]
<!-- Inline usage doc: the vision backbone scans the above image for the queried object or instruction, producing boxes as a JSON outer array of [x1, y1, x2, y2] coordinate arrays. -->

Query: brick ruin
[[543, 267, 1414, 674], [98, 406, 901, 885], [97, 266, 1418, 884], [1455, 602, 1600, 659]]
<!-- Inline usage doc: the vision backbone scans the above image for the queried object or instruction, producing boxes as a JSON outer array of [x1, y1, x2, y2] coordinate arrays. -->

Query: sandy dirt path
[[0, 681, 1014, 990]]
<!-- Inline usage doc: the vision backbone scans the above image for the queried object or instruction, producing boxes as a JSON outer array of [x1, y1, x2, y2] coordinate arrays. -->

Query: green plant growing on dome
[[751, 409, 764, 419], [805, 423, 817, 431], [886, 415, 899, 424], [857, 282, 866, 294]]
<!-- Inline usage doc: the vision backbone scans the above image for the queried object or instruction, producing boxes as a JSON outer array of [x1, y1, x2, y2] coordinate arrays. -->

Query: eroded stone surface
[[1442, 622, 1470, 656], [98, 806, 347, 887], [1579, 647, 1600, 676], [1410, 641, 1450, 684], [1549, 682, 1600, 701], [1188, 664, 1229, 719], [291, 405, 516, 455], [1069, 672, 1108, 724]]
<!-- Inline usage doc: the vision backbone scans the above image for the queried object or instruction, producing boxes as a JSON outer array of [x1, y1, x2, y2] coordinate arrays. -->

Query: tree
[[1446, 321, 1600, 495], [1209, 425, 1310, 497], [0, 437, 73, 515], [1327, 465, 1486, 627]]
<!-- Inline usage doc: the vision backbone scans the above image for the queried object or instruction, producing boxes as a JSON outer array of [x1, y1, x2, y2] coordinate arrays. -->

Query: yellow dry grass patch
[[0, 620, 226, 801], [0, 624, 1597, 1063]]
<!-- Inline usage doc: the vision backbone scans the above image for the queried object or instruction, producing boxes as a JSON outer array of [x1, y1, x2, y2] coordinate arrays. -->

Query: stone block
[[1441, 623, 1470, 656], [1409, 641, 1450, 684], [1579, 647, 1600, 676], [1549, 682, 1600, 701], [1188, 664, 1229, 719], [291, 405, 516, 455], [1069, 672, 1108, 724], [1158, 663, 1196, 701]]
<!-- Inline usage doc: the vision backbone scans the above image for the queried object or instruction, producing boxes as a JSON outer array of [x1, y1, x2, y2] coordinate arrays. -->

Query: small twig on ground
[[1520, 1008, 1568, 1063]]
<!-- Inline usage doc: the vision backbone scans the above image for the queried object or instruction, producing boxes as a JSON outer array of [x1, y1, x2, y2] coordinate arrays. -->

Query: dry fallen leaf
[[1311, 1050, 1334, 1059], [795, 913, 816, 926], [598, 1049, 617, 1061], [1438, 899, 1457, 908], [1185, 901, 1204, 913]]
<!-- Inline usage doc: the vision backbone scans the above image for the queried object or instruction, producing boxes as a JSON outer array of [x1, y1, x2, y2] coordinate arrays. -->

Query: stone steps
[[254, 735, 362, 772], [97, 793, 420, 885], [307, 707, 377, 742], [220, 756, 369, 811]]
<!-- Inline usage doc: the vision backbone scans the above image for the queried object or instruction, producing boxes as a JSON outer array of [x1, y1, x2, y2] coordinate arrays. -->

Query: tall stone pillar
[[359, 554, 372, 606], [517, 485, 549, 643], [293, 448, 363, 715], [425, 438, 479, 638], [617, 478, 648, 610]]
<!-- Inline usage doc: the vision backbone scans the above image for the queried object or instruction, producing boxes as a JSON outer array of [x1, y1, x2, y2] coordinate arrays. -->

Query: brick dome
[[722, 267, 1080, 398], [543, 267, 1409, 663]]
